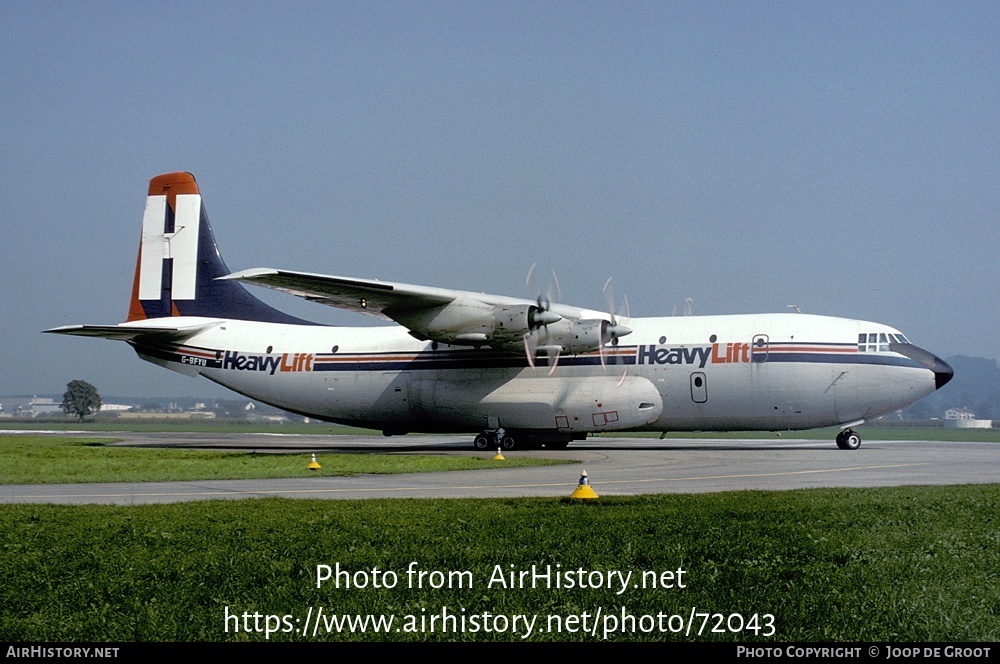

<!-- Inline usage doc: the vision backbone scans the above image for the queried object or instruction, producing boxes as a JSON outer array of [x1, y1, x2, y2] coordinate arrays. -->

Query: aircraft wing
[[223, 268, 622, 353], [221, 268, 475, 321]]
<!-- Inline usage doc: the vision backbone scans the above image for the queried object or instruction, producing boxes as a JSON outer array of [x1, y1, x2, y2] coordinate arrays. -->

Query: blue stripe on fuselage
[[132, 341, 923, 373]]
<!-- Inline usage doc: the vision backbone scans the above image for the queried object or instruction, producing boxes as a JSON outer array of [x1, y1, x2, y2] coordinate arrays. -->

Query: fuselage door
[[690, 372, 708, 403], [382, 371, 410, 418]]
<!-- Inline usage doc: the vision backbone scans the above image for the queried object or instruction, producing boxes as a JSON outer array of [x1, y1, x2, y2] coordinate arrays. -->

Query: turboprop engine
[[391, 301, 630, 356], [515, 317, 632, 356]]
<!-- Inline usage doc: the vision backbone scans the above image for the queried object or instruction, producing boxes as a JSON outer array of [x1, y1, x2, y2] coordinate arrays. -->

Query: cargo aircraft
[[46, 172, 954, 450]]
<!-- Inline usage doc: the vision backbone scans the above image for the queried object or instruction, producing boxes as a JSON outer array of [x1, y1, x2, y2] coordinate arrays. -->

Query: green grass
[[0, 419, 381, 435], [0, 436, 570, 485], [1, 485, 997, 641], [2, 429, 996, 642]]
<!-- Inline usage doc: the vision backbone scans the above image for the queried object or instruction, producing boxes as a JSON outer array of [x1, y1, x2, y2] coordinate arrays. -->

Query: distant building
[[945, 408, 976, 420], [29, 397, 61, 417], [944, 407, 992, 429]]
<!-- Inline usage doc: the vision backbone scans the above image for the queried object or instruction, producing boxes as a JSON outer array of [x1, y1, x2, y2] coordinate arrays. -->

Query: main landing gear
[[474, 429, 522, 450], [836, 429, 862, 450], [473, 432, 493, 450], [472, 429, 573, 450]]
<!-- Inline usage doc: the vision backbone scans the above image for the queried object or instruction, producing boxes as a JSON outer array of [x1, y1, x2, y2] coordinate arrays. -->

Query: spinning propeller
[[520, 265, 633, 379], [523, 262, 563, 373], [602, 277, 632, 385]]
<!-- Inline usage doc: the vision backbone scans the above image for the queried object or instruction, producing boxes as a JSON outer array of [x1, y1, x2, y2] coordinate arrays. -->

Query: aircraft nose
[[933, 356, 954, 390], [890, 343, 953, 390]]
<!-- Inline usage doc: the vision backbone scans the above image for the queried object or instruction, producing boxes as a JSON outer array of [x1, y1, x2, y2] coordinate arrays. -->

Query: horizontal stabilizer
[[44, 320, 221, 342]]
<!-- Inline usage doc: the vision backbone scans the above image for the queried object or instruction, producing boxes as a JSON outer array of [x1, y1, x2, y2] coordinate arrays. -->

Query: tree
[[61, 380, 102, 421]]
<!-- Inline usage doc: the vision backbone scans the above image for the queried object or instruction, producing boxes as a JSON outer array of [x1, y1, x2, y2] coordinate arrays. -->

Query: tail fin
[[126, 172, 310, 324]]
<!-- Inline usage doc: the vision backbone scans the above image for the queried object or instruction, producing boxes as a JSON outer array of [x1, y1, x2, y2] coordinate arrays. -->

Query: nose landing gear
[[836, 429, 862, 450]]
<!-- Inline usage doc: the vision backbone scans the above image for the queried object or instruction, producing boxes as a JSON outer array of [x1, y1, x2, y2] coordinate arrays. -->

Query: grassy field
[[0, 436, 571, 485], [2, 429, 996, 642], [0, 419, 382, 435], [1, 485, 997, 642]]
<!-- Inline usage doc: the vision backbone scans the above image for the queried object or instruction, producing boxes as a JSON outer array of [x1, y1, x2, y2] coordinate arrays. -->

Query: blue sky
[[2, 1, 997, 398]]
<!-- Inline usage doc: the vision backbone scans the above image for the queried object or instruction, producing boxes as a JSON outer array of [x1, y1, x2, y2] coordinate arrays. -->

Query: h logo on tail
[[137, 190, 202, 302], [125, 172, 312, 325]]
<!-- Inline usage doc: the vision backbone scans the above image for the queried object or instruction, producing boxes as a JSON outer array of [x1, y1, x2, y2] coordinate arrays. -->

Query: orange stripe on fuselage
[[314, 354, 420, 363], [178, 348, 217, 359]]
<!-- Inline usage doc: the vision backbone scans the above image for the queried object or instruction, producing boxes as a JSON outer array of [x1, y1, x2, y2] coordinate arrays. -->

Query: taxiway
[[0, 432, 996, 504]]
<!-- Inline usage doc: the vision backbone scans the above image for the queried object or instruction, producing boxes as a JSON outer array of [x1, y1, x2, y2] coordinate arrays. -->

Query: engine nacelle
[[392, 300, 626, 355], [394, 302, 559, 347], [491, 304, 553, 345], [528, 318, 605, 355]]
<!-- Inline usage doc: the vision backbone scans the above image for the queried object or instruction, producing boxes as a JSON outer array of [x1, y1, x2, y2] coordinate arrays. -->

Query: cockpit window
[[858, 331, 910, 352]]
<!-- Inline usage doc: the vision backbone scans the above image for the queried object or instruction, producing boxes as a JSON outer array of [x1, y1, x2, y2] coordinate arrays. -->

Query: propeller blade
[[603, 277, 616, 324], [616, 368, 628, 387], [522, 333, 535, 368], [550, 269, 562, 306]]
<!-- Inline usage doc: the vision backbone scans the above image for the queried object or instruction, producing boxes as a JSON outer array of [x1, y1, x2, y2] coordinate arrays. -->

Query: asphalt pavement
[[1, 432, 996, 504]]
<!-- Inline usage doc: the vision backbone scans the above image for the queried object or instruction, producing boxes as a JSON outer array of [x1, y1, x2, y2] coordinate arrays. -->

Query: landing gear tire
[[500, 432, 521, 451], [473, 433, 491, 450], [836, 429, 862, 450]]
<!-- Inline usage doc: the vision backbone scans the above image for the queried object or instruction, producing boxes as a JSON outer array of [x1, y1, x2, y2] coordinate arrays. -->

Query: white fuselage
[[132, 312, 937, 435]]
